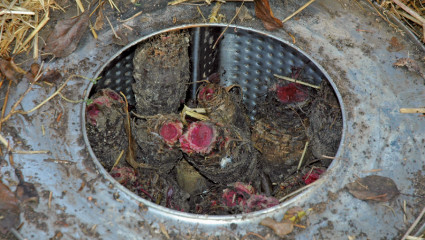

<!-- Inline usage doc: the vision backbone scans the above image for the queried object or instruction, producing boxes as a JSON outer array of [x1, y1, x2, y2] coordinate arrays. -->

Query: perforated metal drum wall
[[92, 26, 326, 120]]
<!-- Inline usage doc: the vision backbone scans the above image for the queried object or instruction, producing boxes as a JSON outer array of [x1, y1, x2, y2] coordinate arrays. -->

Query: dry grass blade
[[400, 108, 425, 113], [274, 74, 321, 89], [120, 92, 137, 169], [282, 0, 316, 24], [402, 206, 425, 240]]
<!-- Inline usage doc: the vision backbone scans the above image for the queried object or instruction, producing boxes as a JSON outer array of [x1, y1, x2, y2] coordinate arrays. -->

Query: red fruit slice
[[180, 122, 217, 154], [160, 121, 183, 146]]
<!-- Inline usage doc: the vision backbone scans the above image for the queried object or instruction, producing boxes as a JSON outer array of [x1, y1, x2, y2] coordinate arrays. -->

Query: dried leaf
[[387, 37, 404, 52], [159, 222, 170, 239], [15, 169, 39, 204], [237, 5, 253, 22], [43, 11, 90, 58], [254, 0, 283, 31], [393, 58, 421, 74], [260, 217, 293, 237], [0, 58, 22, 83], [112, 28, 129, 46], [0, 182, 20, 234], [283, 206, 306, 223], [41, 69, 62, 83], [94, 8, 104, 30], [346, 175, 399, 202]]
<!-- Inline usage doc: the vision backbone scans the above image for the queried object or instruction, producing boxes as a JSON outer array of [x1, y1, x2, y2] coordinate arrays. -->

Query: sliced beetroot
[[180, 121, 217, 154], [276, 83, 308, 104], [160, 120, 183, 146], [198, 85, 216, 101], [302, 168, 325, 185], [86, 89, 124, 126], [86, 104, 101, 125], [221, 182, 279, 213]]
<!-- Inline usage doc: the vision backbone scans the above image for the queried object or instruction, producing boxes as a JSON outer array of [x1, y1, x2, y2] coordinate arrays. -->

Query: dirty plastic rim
[[81, 23, 347, 221]]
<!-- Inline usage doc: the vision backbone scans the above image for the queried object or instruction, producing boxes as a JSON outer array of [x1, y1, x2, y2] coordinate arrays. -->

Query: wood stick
[[282, 0, 316, 24], [400, 108, 425, 114], [401, 206, 425, 240], [274, 74, 321, 89]]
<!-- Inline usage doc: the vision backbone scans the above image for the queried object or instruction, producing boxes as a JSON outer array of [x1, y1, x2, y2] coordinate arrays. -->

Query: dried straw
[[377, 0, 425, 42], [0, 0, 59, 57]]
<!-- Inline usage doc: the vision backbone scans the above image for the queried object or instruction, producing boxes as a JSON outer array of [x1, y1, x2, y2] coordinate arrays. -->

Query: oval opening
[[83, 25, 344, 216]]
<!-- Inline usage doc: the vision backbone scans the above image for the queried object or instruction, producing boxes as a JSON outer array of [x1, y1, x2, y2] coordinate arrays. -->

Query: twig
[[105, 14, 119, 39], [0, 79, 12, 131], [12, 150, 50, 154], [297, 141, 309, 171], [404, 200, 408, 224], [402, 206, 425, 240], [0, 9, 35, 16], [381, 203, 396, 216], [33, 13, 39, 59], [10, 228, 25, 240], [111, 149, 124, 171], [361, 169, 382, 173], [75, 0, 85, 12], [0, 134, 9, 149], [274, 74, 321, 89], [44, 158, 74, 164], [405, 236, 425, 240], [48, 191, 52, 209], [168, 0, 190, 5], [282, 0, 316, 24], [118, 11, 143, 22], [197, 6, 207, 23], [241, 232, 266, 240], [14, 74, 75, 115], [212, 0, 245, 49], [59, 92, 84, 103], [400, 108, 425, 114]]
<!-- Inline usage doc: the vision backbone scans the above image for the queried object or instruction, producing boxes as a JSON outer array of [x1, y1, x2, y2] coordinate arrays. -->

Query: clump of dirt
[[132, 30, 190, 115], [86, 30, 343, 215], [307, 80, 343, 160]]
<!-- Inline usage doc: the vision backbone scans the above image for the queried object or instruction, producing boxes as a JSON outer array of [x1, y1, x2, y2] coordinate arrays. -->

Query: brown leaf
[[254, 0, 283, 31], [41, 69, 62, 83], [0, 182, 20, 234], [260, 217, 293, 237], [0, 58, 23, 83], [387, 37, 404, 52], [15, 169, 39, 204], [112, 28, 129, 46], [346, 175, 399, 202], [393, 58, 421, 74], [283, 206, 306, 223], [236, 5, 253, 22], [43, 11, 90, 58], [94, 8, 104, 30]]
